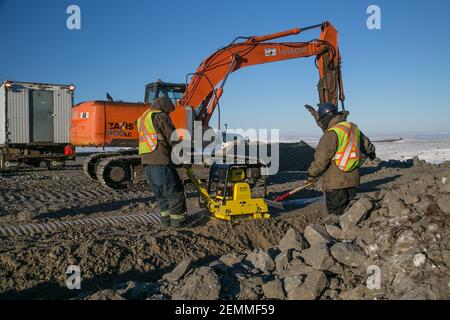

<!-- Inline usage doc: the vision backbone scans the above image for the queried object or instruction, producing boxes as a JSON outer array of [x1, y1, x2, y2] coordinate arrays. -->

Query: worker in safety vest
[[137, 96, 187, 228], [306, 103, 376, 215]]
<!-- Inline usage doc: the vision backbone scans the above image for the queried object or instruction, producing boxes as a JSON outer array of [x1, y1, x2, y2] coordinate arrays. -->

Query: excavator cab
[[144, 81, 186, 105]]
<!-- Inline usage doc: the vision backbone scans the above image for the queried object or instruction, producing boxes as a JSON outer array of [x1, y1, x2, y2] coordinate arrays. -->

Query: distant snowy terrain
[[76, 134, 450, 164], [369, 134, 450, 164], [300, 134, 450, 164]]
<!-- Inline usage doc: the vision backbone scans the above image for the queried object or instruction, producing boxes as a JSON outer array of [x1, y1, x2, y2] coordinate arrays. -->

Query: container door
[[30, 90, 54, 142]]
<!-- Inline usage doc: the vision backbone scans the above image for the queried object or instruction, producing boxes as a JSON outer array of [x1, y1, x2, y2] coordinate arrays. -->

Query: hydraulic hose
[[0, 208, 205, 237]]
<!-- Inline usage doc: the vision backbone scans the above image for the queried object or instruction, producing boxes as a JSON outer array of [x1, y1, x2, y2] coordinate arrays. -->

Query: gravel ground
[[0, 154, 449, 299]]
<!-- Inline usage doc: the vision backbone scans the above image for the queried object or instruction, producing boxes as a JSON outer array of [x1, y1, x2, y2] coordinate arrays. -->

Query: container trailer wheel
[[47, 160, 64, 170]]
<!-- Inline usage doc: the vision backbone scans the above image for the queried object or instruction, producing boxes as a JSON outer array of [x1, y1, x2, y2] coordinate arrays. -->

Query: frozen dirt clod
[[438, 176, 450, 193], [171, 267, 220, 300], [236, 277, 264, 300], [325, 224, 344, 240], [287, 270, 327, 300], [274, 251, 291, 277], [392, 229, 419, 255], [303, 224, 334, 247], [262, 279, 285, 300], [435, 194, 450, 214], [339, 198, 373, 231], [330, 242, 366, 268], [162, 258, 192, 282], [278, 228, 307, 252], [283, 276, 304, 294], [300, 247, 335, 271], [281, 258, 314, 278], [387, 199, 407, 217], [403, 195, 420, 205], [246, 249, 276, 273], [219, 253, 245, 267], [413, 253, 426, 267]]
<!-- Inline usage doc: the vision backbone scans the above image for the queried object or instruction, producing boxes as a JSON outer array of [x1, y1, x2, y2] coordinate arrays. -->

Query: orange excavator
[[71, 21, 345, 189]]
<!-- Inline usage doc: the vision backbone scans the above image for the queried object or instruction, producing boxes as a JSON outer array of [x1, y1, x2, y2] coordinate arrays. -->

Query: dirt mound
[[223, 140, 315, 172], [277, 141, 316, 172]]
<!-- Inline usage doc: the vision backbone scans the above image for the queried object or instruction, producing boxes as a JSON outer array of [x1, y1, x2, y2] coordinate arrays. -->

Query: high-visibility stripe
[[340, 128, 356, 170], [143, 129, 156, 147], [334, 124, 350, 135], [334, 152, 357, 160], [170, 213, 186, 220], [141, 127, 155, 151], [161, 210, 170, 217]]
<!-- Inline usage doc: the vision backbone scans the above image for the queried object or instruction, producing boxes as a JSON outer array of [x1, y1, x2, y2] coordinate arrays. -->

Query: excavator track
[[93, 153, 213, 191], [83, 152, 121, 181], [88, 146, 259, 191], [96, 154, 142, 190], [83, 150, 138, 181]]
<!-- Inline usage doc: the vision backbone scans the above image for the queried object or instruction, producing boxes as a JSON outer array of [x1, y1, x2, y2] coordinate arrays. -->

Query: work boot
[[160, 211, 170, 228], [170, 213, 187, 228]]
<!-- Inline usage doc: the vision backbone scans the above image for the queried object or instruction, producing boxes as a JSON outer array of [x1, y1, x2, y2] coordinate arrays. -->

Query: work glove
[[304, 104, 325, 131], [306, 176, 317, 186]]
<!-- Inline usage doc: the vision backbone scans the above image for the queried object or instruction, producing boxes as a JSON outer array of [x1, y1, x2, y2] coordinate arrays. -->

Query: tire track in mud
[[0, 164, 307, 226], [0, 168, 154, 224], [0, 208, 208, 237]]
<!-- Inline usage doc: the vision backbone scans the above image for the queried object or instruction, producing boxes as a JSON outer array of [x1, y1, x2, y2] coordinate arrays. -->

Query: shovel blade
[[264, 199, 285, 210]]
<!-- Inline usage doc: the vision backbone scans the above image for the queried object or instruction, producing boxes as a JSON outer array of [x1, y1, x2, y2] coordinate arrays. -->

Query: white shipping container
[[0, 81, 74, 146]]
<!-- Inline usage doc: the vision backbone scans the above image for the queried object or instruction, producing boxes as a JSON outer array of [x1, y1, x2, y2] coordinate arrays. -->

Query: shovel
[[265, 181, 314, 210]]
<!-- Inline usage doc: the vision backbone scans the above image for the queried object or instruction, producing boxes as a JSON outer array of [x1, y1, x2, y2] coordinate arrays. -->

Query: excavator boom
[[179, 21, 344, 127]]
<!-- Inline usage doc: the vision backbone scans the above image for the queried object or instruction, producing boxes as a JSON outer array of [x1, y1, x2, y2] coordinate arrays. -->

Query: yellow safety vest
[[137, 109, 161, 155], [327, 121, 361, 172]]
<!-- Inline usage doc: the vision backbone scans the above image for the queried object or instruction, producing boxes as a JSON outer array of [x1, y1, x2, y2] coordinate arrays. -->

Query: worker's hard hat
[[317, 103, 338, 119]]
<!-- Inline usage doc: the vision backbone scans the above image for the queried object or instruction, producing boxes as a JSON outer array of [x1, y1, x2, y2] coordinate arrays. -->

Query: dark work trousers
[[325, 188, 357, 215], [144, 165, 187, 216]]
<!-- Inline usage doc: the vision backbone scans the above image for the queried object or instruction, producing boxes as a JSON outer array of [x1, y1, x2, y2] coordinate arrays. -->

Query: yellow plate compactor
[[186, 163, 270, 221]]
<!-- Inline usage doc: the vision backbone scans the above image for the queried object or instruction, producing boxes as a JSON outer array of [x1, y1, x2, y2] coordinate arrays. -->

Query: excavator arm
[[178, 21, 345, 127]]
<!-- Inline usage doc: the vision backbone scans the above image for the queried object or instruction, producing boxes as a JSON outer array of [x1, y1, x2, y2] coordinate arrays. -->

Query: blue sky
[[1, 0, 449, 137]]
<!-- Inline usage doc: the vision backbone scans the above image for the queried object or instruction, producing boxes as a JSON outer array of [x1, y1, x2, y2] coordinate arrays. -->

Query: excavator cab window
[[145, 82, 186, 105]]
